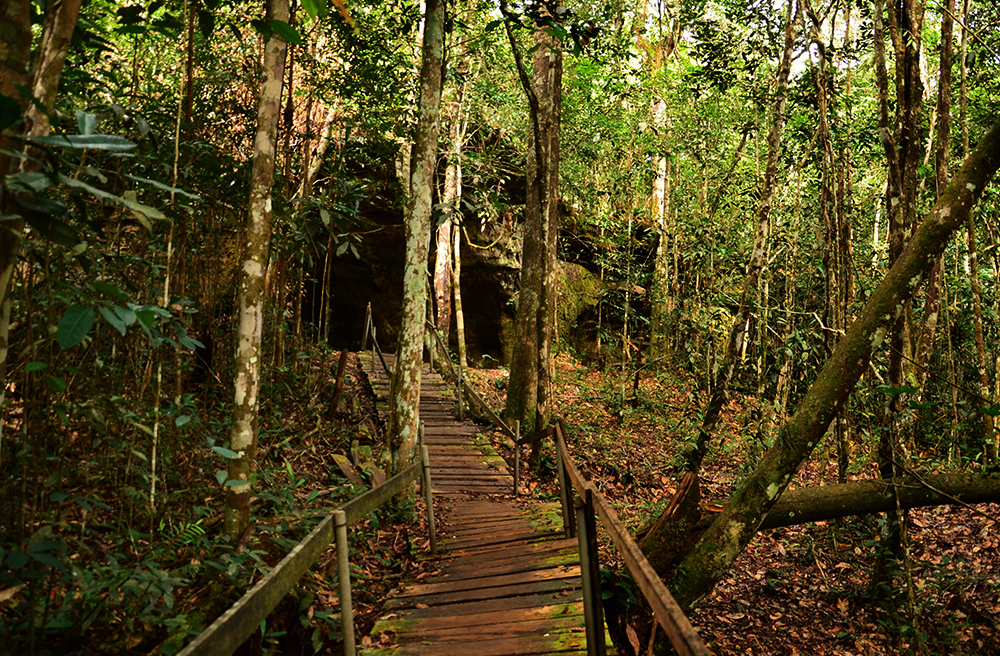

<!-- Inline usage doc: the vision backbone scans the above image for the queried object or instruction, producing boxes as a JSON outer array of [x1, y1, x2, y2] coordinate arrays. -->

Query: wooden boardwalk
[[358, 353, 614, 655]]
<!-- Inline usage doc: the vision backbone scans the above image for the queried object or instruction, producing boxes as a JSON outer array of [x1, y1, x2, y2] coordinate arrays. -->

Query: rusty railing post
[[556, 431, 574, 538], [513, 420, 521, 497], [457, 362, 464, 422], [575, 489, 605, 656], [421, 444, 437, 554], [334, 510, 355, 656]]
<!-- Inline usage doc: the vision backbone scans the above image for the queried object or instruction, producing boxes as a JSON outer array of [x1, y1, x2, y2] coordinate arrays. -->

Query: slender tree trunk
[[649, 97, 671, 359], [502, 12, 562, 445], [533, 29, 562, 445], [683, 0, 799, 472], [967, 213, 996, 461], [388, 0, 444, 472], [453, 205, 468, 368], [296, 104, 338, 198], [223, 0, 289, 541], [669, 122, 1000, 611], [914, 0, 954, 390]]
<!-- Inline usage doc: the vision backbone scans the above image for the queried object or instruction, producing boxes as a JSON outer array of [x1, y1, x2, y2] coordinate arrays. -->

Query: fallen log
[[742, 472, 1000, 531]]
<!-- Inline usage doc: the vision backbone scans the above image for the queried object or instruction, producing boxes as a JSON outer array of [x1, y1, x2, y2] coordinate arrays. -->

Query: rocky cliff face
[[316, 190, 602, 366]]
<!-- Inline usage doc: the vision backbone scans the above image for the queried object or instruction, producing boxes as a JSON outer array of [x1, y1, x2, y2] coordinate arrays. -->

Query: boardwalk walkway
[[358, 353, 614, 655]]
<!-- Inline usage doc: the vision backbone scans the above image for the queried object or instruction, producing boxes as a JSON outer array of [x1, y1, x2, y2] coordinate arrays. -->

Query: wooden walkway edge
[[358, 353, 615, 655]]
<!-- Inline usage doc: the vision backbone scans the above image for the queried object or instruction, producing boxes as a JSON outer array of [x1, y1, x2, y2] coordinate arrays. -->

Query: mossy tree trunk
[[223, 0, 289, 541], [388, 0, 444, 472], [668, 122, 1000, 611]]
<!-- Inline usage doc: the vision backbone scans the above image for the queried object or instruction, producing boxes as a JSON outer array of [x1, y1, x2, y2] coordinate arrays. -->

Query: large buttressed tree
[[224, 0, 290, 541]]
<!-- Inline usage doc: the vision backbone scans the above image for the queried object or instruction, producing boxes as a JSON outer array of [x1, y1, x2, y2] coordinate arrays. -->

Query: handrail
[[552, 421, 710, 656], [364, 302, 392, 381], [179, 447, 436, 656], [420, 319, 706, 653]]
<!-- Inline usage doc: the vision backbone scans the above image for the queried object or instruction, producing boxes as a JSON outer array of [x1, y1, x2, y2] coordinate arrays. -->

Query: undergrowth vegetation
[[0, 347, 411, 656]]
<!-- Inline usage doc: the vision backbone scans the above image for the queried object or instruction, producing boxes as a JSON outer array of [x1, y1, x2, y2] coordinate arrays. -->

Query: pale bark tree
[[434, 79, 465, 337], [387, 0, 444, 472], [669, 122, 1000, 611], [453, 214, 468, 368], [223, 0, 289, 541], [648, 98, 672, 360]]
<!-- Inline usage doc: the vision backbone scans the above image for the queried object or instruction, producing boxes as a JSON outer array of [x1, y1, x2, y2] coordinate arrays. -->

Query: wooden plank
[[385, 576, 581, 608], [396, 565, 581, 598], [360, 630, 590, 656], [371, 604, 584, 634], [380, 591, 583, 621]]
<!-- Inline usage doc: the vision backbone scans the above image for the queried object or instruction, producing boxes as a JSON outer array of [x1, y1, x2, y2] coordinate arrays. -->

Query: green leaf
[[485, 18, 504, 32], [57, 305, 95, 349], [22, 133, 136, 151], [98, 307, 127, 335], [25, 362, 47, 372], [135, 308, 156, 328], [7, 550, 28, 569], [250, 18, 271, 40], [76, 110, 97, 136], [212, 446, 240, 460], [47, 376, 67, 393], [175, 415, 192, 427], [113, 305, 137, 327], [4, 171, 52, 193], [301, 0, 328, 19], [225, 479, 249, 487], [31, 552, 67, 574], [198, 9, 215, 39], [215, 470, 228, 486], [57, 173, 118, 201], [122, 173, 201, 199], [179, 335, 205, 351], [0, 93, 20, 132], [270, 19, 301, 44], [92, 281, 129, 300]]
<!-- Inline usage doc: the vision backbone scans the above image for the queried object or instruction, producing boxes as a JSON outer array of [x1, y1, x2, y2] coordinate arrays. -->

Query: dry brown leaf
[[625, 624, 640, 655]]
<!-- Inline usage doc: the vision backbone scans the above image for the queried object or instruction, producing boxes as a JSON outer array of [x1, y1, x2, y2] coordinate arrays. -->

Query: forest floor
[[463, 353, 1000, 656], [9, 345, 995, 656]]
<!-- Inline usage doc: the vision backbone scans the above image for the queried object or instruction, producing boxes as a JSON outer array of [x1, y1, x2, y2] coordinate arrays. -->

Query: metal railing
[[422, 328, 708, 656], [179, 309, 436, 656], [178, 453, 436, 656]]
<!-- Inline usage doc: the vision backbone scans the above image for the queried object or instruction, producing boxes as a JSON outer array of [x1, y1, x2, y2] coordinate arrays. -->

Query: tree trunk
[[649, 97, 671, 359], [453, 207, 468, 369], [223, 0, 289, 541], [913, 0, 954, 394], [533, 28, 562, 447], [387, 0, 444, 472], [682, 0, 799, 472], [668, 122, 1000, 611], [0, 0, 31, 177], [759, 472, 1000, 530], [502, 13, 562, 445]]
